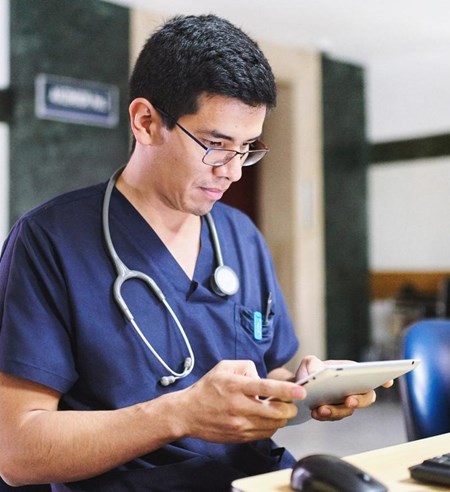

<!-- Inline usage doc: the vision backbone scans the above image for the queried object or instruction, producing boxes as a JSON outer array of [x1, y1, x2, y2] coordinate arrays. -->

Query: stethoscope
[[102, 168, 240, 386]]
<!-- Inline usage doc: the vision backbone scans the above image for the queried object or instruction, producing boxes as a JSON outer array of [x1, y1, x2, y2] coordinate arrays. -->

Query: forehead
[[184, 93, 267, 139]]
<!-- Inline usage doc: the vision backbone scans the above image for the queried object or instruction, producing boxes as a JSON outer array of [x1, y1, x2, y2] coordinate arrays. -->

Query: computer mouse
[[290, 454, 388, 491]]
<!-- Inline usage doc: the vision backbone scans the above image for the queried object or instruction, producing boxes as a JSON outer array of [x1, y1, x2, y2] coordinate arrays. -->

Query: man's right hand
[[173, 359, 306, 443]]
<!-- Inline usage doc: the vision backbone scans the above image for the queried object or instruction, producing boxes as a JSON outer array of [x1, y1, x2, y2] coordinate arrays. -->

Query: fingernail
[[348, 397, 358, 408], [320, 407, 332, 417]]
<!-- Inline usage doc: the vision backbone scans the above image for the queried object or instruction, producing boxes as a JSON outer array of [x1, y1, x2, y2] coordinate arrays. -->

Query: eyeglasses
[[156, 107, 269, 167]]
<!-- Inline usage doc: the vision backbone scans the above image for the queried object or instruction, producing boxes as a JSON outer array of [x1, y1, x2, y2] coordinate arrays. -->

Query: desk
[[231, 433, 450, 491]]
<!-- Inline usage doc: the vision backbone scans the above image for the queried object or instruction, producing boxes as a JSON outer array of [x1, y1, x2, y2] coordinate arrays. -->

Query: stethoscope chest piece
[[211, 265, 240, 296]]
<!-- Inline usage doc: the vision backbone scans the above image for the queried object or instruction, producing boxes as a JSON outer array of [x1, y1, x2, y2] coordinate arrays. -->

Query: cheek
[[156, 143, 210, 193], [162, 161, 202, 202], [157, 149, 187, 183], [171, 156, 209, 187]]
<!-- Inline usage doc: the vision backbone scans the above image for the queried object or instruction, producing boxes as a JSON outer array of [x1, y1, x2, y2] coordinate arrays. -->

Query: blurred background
[[1, 3, 450, 452]]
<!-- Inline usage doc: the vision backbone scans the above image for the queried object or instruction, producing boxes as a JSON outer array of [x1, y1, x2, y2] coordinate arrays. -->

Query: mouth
[[200, 186, 227, 201]]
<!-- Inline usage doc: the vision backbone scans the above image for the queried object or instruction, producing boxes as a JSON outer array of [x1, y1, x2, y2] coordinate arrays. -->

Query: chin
[[191, 208, 211, 217], [189, 202, 215, 217]]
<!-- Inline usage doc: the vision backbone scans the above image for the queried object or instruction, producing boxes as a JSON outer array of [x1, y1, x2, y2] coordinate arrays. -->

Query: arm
[[0, 372, 182, 485], [0, 361, 304, 486]]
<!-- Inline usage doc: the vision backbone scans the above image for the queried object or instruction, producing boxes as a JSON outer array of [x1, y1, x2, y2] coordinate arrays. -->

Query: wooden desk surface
[[231, 433, 450, 491], [345, 433, 450, 491]]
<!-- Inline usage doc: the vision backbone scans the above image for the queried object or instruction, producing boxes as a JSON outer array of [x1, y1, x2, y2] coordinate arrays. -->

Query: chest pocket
[[235, 303, 274, 370]]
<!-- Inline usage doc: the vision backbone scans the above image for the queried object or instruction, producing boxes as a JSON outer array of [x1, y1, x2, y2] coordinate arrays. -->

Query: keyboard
[[409, 452, 450, 487]]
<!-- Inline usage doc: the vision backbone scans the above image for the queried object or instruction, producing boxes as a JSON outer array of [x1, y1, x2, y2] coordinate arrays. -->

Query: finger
[[324, 359, 355, 366], [239, 376, 307, 402], [219, 398, 298, 439], [230, 416, 292, 442], [311, 389, 377, 422], [381, 379, 394, 388], [295, 355, 325, 381], [312, 403, 355, 421], [259, 399, 299, 422], [343, 390, 377, 409]]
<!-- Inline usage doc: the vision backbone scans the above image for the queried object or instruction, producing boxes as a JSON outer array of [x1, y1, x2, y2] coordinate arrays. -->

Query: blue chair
[[400, 318, 450, 441]]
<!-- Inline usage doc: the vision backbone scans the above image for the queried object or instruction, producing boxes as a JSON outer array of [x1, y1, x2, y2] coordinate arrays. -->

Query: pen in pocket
[[264, 291, 273, 325]]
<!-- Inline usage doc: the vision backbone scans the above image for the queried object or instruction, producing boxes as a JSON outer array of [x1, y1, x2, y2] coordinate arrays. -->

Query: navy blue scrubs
[[0, 181, 299, 491]]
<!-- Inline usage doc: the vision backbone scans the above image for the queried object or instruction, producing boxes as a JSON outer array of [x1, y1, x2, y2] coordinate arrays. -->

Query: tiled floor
[[273, 395, 407, 460]]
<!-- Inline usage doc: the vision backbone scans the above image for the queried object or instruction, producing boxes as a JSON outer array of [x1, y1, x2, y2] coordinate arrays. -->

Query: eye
[[205, 140, 223, 148]]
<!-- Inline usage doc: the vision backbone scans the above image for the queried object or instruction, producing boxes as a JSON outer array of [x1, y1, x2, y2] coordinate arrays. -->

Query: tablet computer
[[287, 358, 420, 425]]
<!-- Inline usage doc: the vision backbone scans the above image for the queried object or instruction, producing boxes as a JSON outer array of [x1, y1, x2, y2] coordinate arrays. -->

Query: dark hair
[[129, 14, 276, 128]]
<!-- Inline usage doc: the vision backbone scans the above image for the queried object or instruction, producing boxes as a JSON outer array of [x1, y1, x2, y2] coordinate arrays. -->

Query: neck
[[115, 166, 202, 279]]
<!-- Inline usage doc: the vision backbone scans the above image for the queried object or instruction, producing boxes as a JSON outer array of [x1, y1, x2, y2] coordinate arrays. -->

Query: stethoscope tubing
[[102, 167, 239, 384], [102, 168, 195, 382]]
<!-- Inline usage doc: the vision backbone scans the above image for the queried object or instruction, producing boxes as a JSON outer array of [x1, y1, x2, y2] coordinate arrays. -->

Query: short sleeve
[[0, 217, 78, 392]]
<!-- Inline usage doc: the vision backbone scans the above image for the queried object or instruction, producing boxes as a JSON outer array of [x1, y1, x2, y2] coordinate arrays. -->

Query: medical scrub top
[[0, 180, 299, 491]]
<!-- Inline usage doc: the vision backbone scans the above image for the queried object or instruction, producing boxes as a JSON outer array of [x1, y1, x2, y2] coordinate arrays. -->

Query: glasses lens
[[242, 150, 268, 166], [202, 140, 269, 167], [203, 149, 237, 166], [242, 140, 269, 166]]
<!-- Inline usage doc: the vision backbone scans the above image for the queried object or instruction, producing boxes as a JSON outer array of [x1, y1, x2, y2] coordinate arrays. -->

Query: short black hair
[[129, 14, 276, 128]]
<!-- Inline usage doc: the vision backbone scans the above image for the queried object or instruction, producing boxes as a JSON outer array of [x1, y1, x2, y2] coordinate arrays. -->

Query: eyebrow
[[206, 129, 262, 143]]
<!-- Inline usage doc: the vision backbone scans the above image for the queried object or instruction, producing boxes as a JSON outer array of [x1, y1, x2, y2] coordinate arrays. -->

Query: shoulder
[[22, 183, 106, 222], [4, 183, 107, 254], [16, 182, 106, 232]]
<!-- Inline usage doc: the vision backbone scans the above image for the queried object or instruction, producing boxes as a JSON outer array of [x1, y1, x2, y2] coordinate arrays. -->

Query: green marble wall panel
[[9, 0, 129, 224], [321, 55, 370, 360]]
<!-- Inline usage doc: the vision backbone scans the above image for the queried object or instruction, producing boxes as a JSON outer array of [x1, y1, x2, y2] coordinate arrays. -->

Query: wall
[[258, 42, 326, 362], [322, 57, 369, 359], [369, 157, 450, 271], [8, 0, 130, 227], [367, 52, 450, 142], [0, 0, 9, 242], [254, 48, 369, 361], [367, 54, 450, 279], [365, 53, 450, 358]]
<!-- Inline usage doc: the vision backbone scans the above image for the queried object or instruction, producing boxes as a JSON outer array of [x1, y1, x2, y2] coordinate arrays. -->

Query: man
[[0, 15, 378, 491]]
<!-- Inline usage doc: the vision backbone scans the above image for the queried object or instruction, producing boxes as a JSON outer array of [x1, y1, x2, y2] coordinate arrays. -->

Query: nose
[[214, 154, 243, 183]]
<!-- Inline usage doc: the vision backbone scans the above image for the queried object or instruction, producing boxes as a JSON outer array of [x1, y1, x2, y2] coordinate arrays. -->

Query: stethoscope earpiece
[[159, 357, 193, 386], [159, 375, 176, 387]]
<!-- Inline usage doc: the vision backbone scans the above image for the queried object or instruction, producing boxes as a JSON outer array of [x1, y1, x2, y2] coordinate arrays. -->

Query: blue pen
[[253, 311, 263, 340]]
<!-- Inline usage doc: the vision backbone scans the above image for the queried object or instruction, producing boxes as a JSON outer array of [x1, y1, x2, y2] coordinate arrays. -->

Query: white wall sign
[[35, 74, 119, 128]]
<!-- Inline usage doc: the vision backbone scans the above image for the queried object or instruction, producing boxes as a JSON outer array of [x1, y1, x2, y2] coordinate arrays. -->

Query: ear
[[128, 98, 163, 145]]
